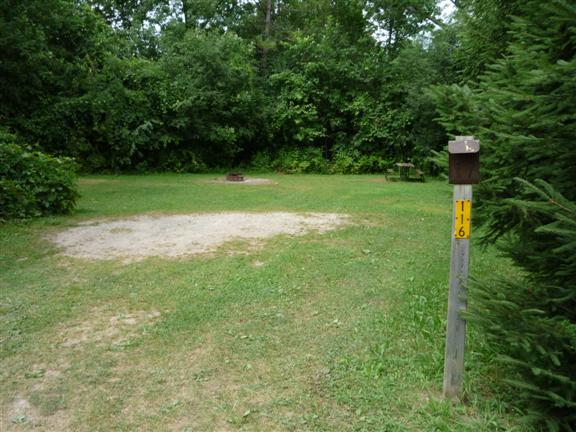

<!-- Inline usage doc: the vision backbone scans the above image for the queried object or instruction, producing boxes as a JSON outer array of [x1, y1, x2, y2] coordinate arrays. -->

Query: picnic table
[[396, 162, 415, 180], [394, 162, 425, 181]]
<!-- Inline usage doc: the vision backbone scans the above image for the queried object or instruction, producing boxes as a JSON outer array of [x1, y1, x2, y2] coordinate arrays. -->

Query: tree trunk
[[265, 0, 273, 37], [182, 0, 190, 29]]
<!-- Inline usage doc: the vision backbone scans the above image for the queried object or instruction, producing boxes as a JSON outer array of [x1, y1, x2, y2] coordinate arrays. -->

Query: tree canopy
[[1, 0, 451, 172]]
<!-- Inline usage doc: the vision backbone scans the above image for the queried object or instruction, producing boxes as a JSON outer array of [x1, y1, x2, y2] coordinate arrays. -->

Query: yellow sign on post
[[454, 199, 471, 239]]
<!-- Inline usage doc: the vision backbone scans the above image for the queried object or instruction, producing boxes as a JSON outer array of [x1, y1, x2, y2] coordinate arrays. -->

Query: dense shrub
[[0, 131, 78, 220], [271, 147, 327, 174], [247, 151, 274, 172], [249, 147, 392, 174], [155, 149, 208, 174], [329, 148, 391, 174]]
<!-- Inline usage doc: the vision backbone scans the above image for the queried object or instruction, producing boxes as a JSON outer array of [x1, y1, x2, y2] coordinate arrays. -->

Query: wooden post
[[443, 135, 479, 399], [443, 184, 472, 398]]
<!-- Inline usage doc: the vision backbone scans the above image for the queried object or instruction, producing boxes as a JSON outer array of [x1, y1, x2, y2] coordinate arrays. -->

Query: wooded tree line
[[1, 0, 453, 172], [1, 0, 575, 429]]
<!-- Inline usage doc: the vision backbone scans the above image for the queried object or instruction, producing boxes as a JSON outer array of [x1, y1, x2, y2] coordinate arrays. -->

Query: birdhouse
[[448, 136, 480, 184]]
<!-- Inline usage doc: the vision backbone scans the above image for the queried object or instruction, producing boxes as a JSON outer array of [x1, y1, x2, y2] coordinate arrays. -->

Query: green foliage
[[329, 148, 392, 174], [154, 150, 208, 174], [454, 0, 523, 81], [469, 180, 576, 430], [367, 0, 439, 55], [0, 131, 79, 220], [159, 29, 264, 167], [0, 0, 447, 172], [267, 26, 446, 165], [431, 0, 576, 226], [426, 149, 448, 178], [269, 67, 325, 148], [0, 0, 112, 153], [271, 147, 327, 174], [431, 0, 576, 427], [248, 146, 392, 174], [387, 41, 450, 160], [78, 56, 171, 171], [426, 84, 479, 136]]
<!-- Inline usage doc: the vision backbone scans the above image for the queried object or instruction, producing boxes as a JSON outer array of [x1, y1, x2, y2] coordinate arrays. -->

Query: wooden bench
[[384, 168, 396, 180], [415, 169, 426, 182]]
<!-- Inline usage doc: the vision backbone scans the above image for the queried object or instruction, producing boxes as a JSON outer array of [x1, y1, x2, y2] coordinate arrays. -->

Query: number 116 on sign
[[454, 200, 471, 239]]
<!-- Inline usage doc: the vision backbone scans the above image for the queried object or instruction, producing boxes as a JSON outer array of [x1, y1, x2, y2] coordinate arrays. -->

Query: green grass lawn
[[1, 174, 529, 431]]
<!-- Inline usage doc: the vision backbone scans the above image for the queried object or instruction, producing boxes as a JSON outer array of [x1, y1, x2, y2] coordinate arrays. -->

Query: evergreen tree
[[431, 0, 576, 428]]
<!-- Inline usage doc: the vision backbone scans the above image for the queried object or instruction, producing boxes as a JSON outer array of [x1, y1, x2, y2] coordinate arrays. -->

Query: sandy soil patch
[[51, 212, 348, 261], [205, 177, 276, 185]]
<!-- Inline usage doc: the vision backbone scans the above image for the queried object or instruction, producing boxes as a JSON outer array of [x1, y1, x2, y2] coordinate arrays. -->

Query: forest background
[[1, 0, 465, 173]]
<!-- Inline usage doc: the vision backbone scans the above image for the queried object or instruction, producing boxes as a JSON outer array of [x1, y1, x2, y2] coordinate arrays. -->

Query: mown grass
[[0, 174, 530, 431]]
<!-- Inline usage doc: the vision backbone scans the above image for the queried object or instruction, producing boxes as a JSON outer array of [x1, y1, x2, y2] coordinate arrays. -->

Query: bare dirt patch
[[57, 307, 162, 348], [205, 177, 276, 185], [51, 212, 349, 261], [3, 395, 71, 431], [78, 178, 119, 186], [7, 396, 38, 427]]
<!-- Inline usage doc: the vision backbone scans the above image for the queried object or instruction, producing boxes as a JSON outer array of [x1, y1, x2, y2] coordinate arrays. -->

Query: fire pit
[[226, 172, 244, 182]]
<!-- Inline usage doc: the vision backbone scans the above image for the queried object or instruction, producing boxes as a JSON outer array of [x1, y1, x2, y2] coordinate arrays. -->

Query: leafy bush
[[329, 148, 391, 174], [158, 29, 263, 168], [248, 151, 274, 172], [272, 147, 327, 174], [248, 147, 393, 174], [0, 131, 78, 220], [156, 150, 208, 174]]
